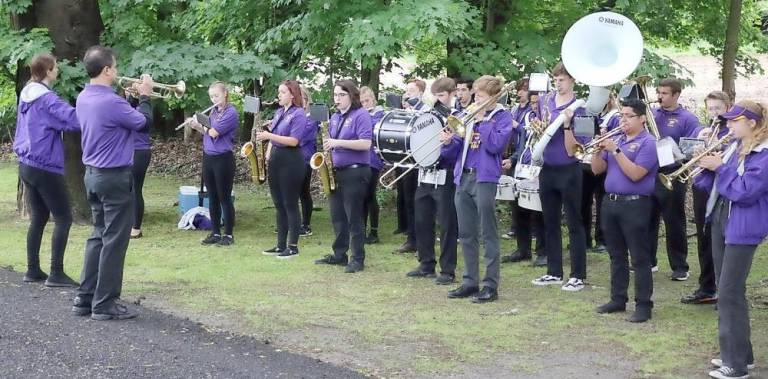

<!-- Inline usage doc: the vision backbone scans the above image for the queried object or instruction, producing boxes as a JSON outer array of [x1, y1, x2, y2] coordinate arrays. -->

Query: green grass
[[1, 162, 766, 377]]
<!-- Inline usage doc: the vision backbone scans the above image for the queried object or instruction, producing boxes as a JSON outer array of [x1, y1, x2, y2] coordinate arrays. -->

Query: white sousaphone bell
[[531, 11, 644, 162]]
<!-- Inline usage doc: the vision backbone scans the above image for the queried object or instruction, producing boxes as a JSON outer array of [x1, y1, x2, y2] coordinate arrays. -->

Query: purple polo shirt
[[602, 129, 658, 195], [271, 105, 308, 148], [542, 93, 587, 166], [368, 107, 385, 170], [134, 131, 151, 150], [77, 84, 149, 168], [203, 104, 239, 155], [14, 82, 80, 174], [300, 115, 319, 163], [453, 107, 514, 184], [329, 106, 372, 168], [653, 106, 702, 143], [602, 112, 621, 131]]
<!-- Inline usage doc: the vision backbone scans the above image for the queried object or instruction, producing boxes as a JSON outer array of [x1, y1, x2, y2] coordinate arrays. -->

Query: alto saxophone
[[309, 121, 336, 196], [240, 119, 269, 184]]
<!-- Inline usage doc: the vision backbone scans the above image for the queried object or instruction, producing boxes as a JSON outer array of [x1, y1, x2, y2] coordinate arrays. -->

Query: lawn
[[0, 162, 766, 378]]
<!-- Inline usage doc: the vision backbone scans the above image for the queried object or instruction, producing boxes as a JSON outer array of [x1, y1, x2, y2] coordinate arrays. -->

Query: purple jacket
[[77, 84, 151, 168], [450, 105, 514, 184], [694, 140, 768, 245], [653, 106, 701, 143], [14, 82, 80, 174], [368, 107, 385, 171], [203, 104, 239, 155], [329, 106, 373, 168], [300, 115, 320, 164]]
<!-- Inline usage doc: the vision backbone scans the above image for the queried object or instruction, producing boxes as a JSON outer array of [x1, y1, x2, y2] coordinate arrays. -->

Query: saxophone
[[240, 118, 269, 184], [309, 121, 336, 196]]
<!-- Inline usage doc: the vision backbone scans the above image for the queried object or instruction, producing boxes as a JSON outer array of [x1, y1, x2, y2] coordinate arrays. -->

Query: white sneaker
[[651, 265, 659, 273], [531, 275, 563, 286], [709, 366, 749, 379], [711, 358, 755, 370], [561, 278, 585, 292]]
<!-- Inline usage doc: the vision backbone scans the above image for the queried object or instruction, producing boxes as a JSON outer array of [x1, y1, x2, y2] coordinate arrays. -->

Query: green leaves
[[0, 27, 52, 75]]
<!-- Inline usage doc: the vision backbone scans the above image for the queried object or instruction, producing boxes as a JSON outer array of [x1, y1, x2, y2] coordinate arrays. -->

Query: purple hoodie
[[694, 140, 768, 245], [449, 105, 514, 184], [14, 82, 80, 174]]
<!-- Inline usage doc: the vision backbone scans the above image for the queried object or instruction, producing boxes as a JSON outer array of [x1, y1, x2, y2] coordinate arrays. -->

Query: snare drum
[[516, 178, 541, 211], [374, 110, 444, 168], [495, 175, 517, 201]]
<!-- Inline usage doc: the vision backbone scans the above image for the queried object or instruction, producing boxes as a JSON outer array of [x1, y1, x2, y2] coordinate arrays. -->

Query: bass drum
[[374, 110, 443, 168]]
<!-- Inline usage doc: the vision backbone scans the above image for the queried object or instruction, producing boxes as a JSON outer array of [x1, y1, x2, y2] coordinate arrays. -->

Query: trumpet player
[[258, 80, 308, 259], [651, 78, 702, 281], [694, 101, 768, 379], [314, 80, 373, 273], [590, 99, 658, 323], [187, 82, 239, 247], [298, 86, 319, 238], [445, 75, 514, 303], [454, 77, 474, 112], [682, 90, 731, 305]]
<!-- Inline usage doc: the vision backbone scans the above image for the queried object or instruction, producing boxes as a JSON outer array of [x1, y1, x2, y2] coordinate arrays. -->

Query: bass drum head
[[374, 110, 412, 165], [408, 112, 443, 167]]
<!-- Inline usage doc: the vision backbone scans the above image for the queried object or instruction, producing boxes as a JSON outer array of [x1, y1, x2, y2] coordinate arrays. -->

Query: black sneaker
[[681, 290, 718, 304], [590, 244, 608, 254], [45, 272, 79, 288], [435, 273, 456, 285], [23, 267, 48, 283], [501, 231, 515, 240], [628, 307, 652, 323], [315, 254, 348, 266], [501, 250, 531, 263], [711, 358, 755, 370], [299, 226, 313, 237], [277, 247, 299, 259], [596, 301, 626, 314], [471, 286, 498, 303], [91, 302, 138, 321], [216, 235, 234, 246], [72, 295, 92, 316], [709, 366, 748, 379], [262, 247, 284, 256], [364, 234, 380, 244], [532, 255, 547, 267], [345, 261, 364, 273], [447, 285, 479, 298], [406, 267, 436, 278], [201, 233, 221, 245], [671, 270, 690, 281]]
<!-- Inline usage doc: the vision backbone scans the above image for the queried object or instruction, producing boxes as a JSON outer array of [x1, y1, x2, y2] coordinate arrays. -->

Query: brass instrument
[[118, 76, 186, 99], [241, 119, 270, 184], [445, 80, 517, 138], [628, 75, 661, 140], [658, 132, 733, 190], [574, 127, 625, 161], [175, 103, 219, 131], [309, 121, 336, 195]]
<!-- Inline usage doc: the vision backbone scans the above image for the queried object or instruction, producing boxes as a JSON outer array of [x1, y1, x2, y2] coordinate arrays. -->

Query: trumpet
[[310, 121, 336, 195], [573, 127, 625, 161], [444, 80, 517, 138], [175, 103, 219, 131], [658, 131, 733, 190], [118, 76, 186, 99]]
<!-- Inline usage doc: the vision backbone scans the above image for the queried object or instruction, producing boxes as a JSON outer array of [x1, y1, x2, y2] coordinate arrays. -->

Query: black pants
[[540, 163, 587, 279], [650, 167, 689, 272], [202, 152, 235, 236], [601, 196, 654, 308], [414, 170, 458, 275], [363, 168, 380, 233], [19, 163, 73, 273], [299, 163, 313, 228], [692, 187, 716, 294], [132, 149, 151, 229], [330, 166, 370, 264], [396, 167, 417, 243], [78, 166, 133, 313], [268, 147, 305, 248], [514, 204, 544, 256], [581, 167, 605, 247]]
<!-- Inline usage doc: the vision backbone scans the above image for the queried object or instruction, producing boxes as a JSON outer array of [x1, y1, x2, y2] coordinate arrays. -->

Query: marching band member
[[314, 80, 373, 273], [259, 80, 308, 258], [652, 78, 702, 280], [445, 75, 514, 303], [403, 78, 430, 111], [360, 86, 384, 244], [591, 99, 658, 323], [189, 82, 239, 247], [695, 100, 768, 379], [14, 53, 80, 287], [455, 77, 474, 112], [129, 94, 151, 240], [73, 46, 153, 320], [501, 78, 545, 265], [406, 77, 460, 285], [531, 63, 589, 292], [298, 86, 319, 237], [682, 90, 731, 305]]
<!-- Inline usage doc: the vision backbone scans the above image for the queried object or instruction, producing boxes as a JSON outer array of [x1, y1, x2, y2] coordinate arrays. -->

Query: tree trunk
[[360, 56, 382, 98], [722, 0, 742, 100], [13, 0, 104, 222]]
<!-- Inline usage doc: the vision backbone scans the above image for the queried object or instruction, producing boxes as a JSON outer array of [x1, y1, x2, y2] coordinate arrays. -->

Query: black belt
[[606, 193, 647, 201], [335, 163, 368, 171], [86, 165, 131, 173], [462, 167, 477, 174]]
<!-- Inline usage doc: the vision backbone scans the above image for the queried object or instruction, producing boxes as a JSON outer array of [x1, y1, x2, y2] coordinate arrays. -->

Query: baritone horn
[[118, 76, 186, 99]]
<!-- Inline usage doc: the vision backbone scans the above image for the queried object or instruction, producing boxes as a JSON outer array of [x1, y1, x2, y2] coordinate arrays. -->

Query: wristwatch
[[563, 126, 572, 131], [612, 147, 621, 156]]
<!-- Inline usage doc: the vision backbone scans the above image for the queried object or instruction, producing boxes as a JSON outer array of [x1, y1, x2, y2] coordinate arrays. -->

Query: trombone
[[574, 127, 624, 161], [658, 131, 733, 190], [118, 76, 186, 99]]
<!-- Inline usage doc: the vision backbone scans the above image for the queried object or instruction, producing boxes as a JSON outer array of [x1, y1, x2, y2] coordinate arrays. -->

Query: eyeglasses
[[333, 93, 348, 98], [620, 113, 640, 120]]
